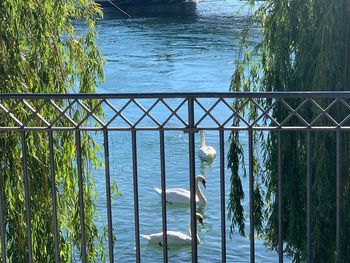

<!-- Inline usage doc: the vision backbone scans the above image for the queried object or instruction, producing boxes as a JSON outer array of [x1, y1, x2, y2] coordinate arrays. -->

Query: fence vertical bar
[[21, 130, 33, 263], [103, 130, 114, 263], [306, 130, 312, 263], [159, 130, 168, 262], [248, 130, 255, 263], [219, 129, 226, 263], [0, 167, 6, 262], [278, 131, 283, 262], [76, 131, 87, 263], [48, 130, 60, 263], [188, 97, 198, 263], [336, 129, 341, 263], [131, 130, 141, 263]]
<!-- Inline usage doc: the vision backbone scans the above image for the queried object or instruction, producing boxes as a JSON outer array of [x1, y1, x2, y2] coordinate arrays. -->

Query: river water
[[90, 1, 283, 262]]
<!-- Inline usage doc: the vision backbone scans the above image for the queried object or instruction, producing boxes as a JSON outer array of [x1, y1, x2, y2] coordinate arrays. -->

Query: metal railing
[[0, 91, 348, 262]]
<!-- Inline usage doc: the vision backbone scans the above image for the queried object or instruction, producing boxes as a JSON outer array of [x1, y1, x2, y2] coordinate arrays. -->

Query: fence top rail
[[1, 91, 350, 99], [2, 91, 350, 131]]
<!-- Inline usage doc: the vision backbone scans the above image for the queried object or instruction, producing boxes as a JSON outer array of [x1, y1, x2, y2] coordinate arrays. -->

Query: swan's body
[[198, 130, 216, 161], [141, 230, 195, 246], [154, 176, 207, 205], [198, 146, 216, 160], [141, 213, 204, 246]]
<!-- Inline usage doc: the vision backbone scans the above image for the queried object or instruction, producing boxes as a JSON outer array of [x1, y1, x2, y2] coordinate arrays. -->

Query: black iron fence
[[0, 92, 348, 262]]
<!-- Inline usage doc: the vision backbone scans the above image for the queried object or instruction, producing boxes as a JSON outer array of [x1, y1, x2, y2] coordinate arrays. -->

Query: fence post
[[21, 130, 33, 263], [76, 131, 87, 263], [248, 130, 255, 263], [0, 162, 6, 263], [336, 129, 342, 263], [159, 130, 168, 262], [131, 130, 141, 263], [188, 97, 198, 263], [103, 129, 114, 263], [219, 129, 226, 262], [48, 130, 60, 263]]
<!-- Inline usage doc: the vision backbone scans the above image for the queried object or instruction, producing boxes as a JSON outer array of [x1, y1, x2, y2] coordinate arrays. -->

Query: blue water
[[91, 1, 284, 262]]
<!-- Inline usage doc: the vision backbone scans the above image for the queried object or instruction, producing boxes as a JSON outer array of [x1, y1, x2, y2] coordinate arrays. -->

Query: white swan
[[198, 130, 216, 161], [141, 213, 204, 246], [154, 175, 207, 206]]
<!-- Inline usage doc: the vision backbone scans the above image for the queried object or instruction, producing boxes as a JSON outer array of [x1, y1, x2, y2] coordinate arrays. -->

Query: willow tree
[[228, 0, 350, 262], [0, 1, 105, 262]]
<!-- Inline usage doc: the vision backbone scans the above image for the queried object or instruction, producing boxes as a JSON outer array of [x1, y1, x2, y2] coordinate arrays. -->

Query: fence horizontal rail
[[2, 91, 350, 99], [1, 92, 350, 131]]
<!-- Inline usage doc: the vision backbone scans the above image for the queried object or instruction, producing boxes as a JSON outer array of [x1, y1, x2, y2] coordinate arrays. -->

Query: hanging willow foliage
[[228, 0, 350, 262], [0, 1, 106, 262]]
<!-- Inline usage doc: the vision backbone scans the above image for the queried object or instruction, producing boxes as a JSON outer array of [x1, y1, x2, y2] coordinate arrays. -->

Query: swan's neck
[[200, 130, 206, 148], [195, 177, 206, 203]]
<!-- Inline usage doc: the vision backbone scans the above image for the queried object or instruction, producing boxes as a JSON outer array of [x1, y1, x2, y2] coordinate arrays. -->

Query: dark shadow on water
[[101, 2, 197, 19], [145, 241, 191, 249], [157, 201, 207, 213]]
